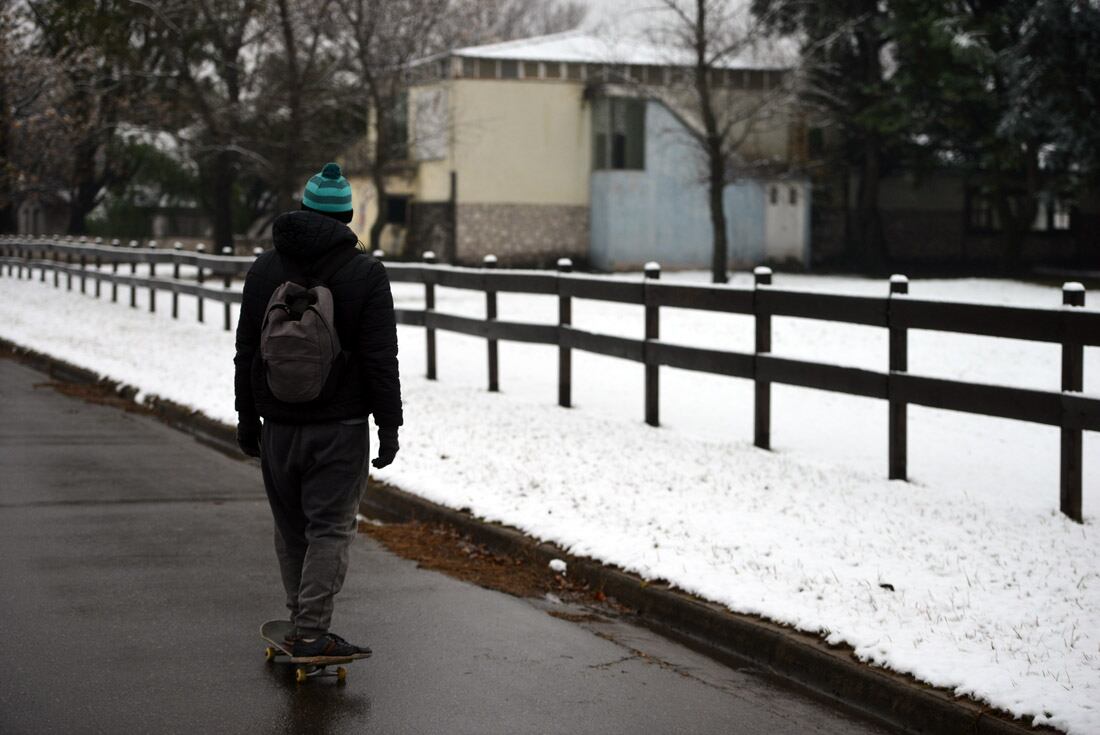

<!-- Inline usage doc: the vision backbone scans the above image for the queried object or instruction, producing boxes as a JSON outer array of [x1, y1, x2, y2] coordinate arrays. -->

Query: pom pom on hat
[[303, 162, 353, 214]]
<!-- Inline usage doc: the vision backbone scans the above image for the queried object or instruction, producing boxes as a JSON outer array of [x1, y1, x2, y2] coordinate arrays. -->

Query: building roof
[[449, 30, 795, 70]]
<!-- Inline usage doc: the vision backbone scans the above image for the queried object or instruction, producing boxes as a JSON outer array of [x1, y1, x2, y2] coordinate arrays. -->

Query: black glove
[[372, 426, 399, 469], [237, 415, 262, 458]]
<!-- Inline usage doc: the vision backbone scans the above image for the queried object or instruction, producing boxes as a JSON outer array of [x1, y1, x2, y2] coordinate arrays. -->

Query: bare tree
[[336, 0, 448, 251], [156, 0, 272, 250], [648, 0, 793, 283], [22, 0, 165, 234], [259, 0, 362, 216], [443, 0, 588, 47], [0, 2, 55, 232]]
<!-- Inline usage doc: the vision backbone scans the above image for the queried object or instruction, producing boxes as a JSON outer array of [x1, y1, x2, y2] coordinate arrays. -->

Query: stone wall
[[456, 203, 588, 267]]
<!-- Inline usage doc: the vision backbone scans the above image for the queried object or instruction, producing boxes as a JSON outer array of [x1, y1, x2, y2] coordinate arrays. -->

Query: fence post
[[888, 275, 909, 480], [148, 241, 158, 313], [128, 240, 138, 307], [109, 239, 119, 301], [65, 238, 73, 291], [484, 254, 499, 392], [423, 251, 437, 380], [222, 246, 232, 331], [644, 261, 661, 427], [1061, 282, 1085, 522], [172, 243, 182, 318], [93, 238, 102, 298], [40, 238, 48, 283], [78, 236, 87, 294], [557, 257, 573, 408], [753, 266, 773, 449], [52, 239, 60, 288], [196, 243, 205, 323]]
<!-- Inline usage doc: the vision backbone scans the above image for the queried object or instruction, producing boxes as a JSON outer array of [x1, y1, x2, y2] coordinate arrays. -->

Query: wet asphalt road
[[0, 357, 891, 735]]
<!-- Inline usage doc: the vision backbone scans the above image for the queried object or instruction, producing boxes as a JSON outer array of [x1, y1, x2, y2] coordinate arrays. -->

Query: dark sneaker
[[291, 632, 372, 659]]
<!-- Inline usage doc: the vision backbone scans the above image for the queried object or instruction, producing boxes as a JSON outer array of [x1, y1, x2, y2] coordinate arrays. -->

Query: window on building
[[500, 60, 518, 79], [477, 59, 495, 79], [789, 186, 798, 205], [523, 61, 539, 79], [966, 190, 1000, 231], [544, 62, 561, 79], [386, 92, 409, 160], [770, 186, 778, 205], [462, 58, 476, 78], [385, 196, 409, 226], [1032, 195, 1073, 232], [967, 190, 1073, 233], [593, 97, 645, 170], [586, 64, 607, 82], [645, 65, 664, 85], [747, 70, 764, 90]]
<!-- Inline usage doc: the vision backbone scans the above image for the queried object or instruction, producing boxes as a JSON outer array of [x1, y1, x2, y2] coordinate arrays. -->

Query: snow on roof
[[451, 29, 794, 70]]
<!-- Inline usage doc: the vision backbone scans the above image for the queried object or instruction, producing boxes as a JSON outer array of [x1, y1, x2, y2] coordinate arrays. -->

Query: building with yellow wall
[[361, 31, 810, 269]]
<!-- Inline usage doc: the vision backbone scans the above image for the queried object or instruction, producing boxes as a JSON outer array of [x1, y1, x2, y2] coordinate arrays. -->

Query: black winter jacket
[[233, 210, 402, 427]]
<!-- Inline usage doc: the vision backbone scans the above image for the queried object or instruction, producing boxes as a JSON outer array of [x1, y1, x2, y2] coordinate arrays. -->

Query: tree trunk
[[66, 143, 101, 235], [276, 0, 303, 215], [0, 69, 13, 233], [368, 93, 388, 251], [211, 149, 236, 251], [853, 135, 884, 268], [708, 147, 729, 283], [995, 143, 1040, 275]]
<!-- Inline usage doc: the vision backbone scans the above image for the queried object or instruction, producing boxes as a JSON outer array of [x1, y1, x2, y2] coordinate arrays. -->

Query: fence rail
[[2, 235, 1097, 521]]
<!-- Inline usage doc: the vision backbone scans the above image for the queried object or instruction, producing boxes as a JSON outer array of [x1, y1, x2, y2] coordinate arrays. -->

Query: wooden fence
[[3, 235, 1099, 522]]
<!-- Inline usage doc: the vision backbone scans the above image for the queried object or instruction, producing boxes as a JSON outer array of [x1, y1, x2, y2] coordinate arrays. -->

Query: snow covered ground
[[1, 269, 1098, 733]]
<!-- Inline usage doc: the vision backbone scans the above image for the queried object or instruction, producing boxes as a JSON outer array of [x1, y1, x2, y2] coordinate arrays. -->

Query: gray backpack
[[260, 252, 355, 403]]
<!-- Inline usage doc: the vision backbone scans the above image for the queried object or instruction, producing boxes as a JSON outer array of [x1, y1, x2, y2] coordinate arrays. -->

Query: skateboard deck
[[260, 620, 370, 683]]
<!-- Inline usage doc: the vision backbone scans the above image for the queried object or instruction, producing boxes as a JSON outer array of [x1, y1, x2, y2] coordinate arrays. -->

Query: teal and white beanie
[[302, 162, 353, 221]]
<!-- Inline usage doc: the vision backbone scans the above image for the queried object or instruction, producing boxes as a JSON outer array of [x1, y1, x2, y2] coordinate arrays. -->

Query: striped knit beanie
[[302, 162, 353, 216]]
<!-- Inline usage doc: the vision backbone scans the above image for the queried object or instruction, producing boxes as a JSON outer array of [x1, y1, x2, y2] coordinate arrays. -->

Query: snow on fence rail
[[3, 235, 1099, 521]]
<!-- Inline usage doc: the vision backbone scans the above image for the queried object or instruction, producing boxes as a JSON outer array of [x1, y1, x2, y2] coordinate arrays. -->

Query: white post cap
[[643, 261, 661, 272], [1063, 282, 1086, 292], [557, 257, 573, 268], [483, 254, 498, 264], [890, 274, 909, 284], [372, 249, 385, 258], [753, 266, 773, 276]]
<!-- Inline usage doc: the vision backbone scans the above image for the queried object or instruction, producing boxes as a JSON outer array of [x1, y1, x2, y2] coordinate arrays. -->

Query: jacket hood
[[272, 210, 358, 263]]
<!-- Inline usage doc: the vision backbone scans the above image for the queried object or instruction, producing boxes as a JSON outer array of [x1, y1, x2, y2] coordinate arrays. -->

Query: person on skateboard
[[233, 162, 402, 659]]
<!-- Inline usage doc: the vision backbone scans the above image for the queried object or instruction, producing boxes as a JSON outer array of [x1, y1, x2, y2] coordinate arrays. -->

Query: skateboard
[[260, 620, 371, 684]]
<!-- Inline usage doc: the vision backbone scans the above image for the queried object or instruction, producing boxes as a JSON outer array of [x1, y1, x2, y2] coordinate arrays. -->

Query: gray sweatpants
[[260, 420, 369, 637]]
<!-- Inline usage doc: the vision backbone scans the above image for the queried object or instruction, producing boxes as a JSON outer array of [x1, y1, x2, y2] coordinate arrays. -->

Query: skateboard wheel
[[295, 668, 308, 684], [264, 647, 277, 662], [336, 667, 347, 681]]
